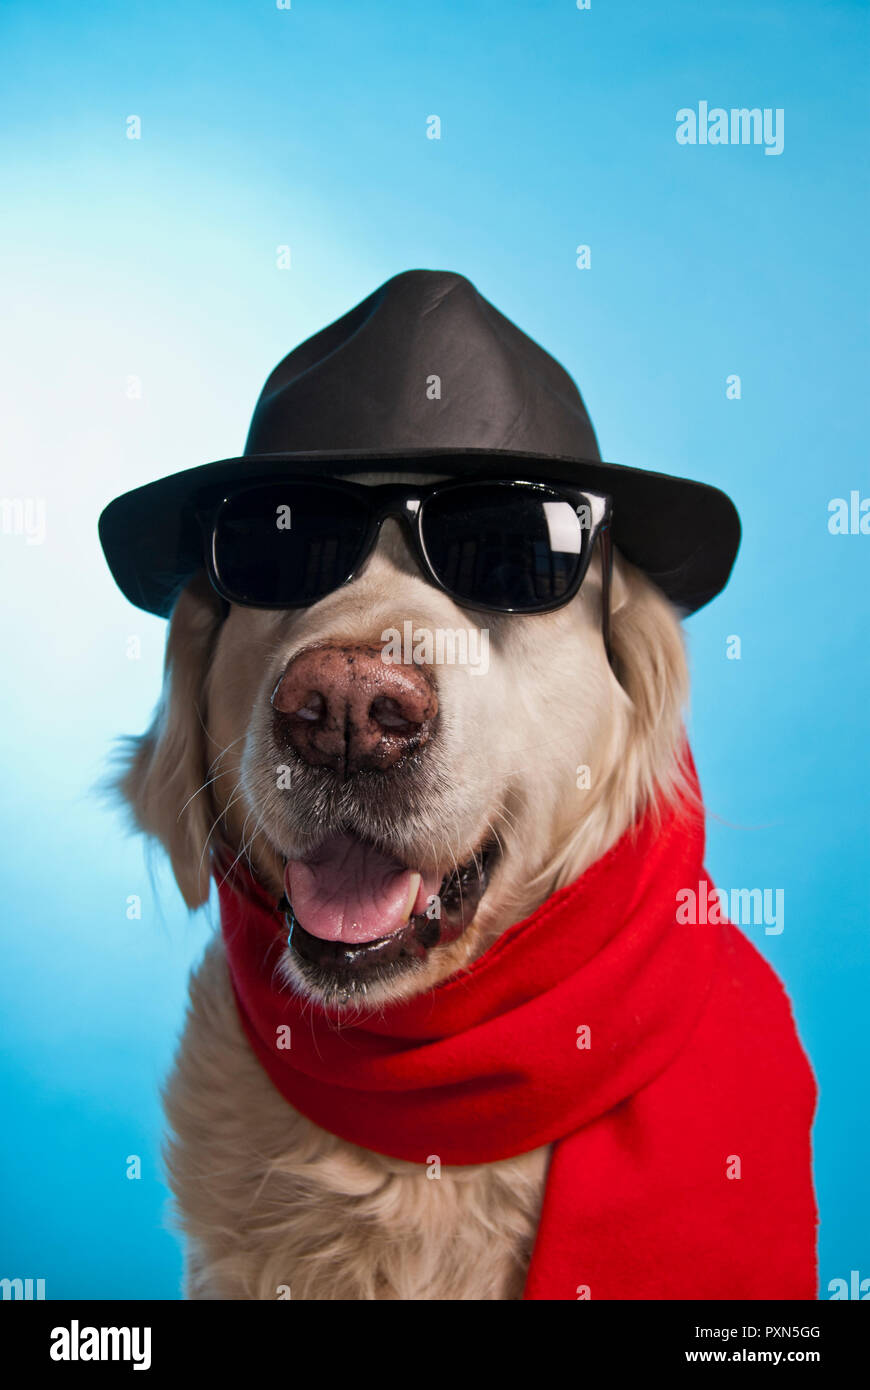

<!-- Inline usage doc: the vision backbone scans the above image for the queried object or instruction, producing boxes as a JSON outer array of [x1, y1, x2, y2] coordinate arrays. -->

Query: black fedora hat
[[99, 269, 740, 618]]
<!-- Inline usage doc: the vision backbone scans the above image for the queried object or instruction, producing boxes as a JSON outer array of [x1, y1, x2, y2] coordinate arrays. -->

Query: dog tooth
[[404, 872, 422, 922]]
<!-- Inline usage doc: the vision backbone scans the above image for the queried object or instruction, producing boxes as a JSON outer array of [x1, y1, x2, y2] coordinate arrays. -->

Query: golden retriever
[[116, 470, 687, 1300]]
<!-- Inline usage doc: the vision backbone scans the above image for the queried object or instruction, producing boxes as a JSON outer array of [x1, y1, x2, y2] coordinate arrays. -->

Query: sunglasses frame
[[200, 476, 614, 660]]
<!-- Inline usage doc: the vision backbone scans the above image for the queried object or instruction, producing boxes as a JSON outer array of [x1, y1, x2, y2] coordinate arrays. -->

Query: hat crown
[[244, 269, 601, 461]]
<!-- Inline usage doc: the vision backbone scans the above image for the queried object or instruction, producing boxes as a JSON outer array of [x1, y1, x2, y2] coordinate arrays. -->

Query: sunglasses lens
[[212, 483, 371, 605], [421, 484, 586, 610]]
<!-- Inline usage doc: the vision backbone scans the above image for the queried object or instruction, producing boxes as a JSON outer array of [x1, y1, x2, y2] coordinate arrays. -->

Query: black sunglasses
[[200, 477, 613, 658]]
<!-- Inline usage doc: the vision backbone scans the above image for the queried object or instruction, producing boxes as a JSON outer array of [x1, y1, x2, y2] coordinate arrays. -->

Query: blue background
[[1, 0, 867, 1298]]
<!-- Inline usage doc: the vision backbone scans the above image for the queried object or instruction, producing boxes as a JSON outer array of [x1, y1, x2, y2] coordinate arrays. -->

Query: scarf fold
[[218, 767, 818, 1300]]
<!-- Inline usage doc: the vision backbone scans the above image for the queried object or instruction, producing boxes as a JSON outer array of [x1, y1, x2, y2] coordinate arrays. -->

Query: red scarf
[[218, 768, 818, 1300]]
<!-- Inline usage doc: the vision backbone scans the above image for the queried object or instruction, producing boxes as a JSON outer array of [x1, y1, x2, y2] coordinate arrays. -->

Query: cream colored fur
[[116, 473, 690, 1299], [166, 937, 549, 1300]]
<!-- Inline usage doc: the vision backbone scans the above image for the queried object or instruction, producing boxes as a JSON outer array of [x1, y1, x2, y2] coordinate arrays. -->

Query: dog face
[[120, 473, 689, 1010]]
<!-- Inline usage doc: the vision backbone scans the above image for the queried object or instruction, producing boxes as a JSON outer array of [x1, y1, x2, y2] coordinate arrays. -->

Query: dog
[[117, 486, 685, 1299], [101, 271, 815, 1300]]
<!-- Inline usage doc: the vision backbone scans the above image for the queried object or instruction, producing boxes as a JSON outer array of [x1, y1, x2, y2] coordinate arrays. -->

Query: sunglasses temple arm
[[599, 525, 614, 670]]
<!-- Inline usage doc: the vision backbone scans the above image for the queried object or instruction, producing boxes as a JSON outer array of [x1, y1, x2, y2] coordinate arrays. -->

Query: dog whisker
[[176, 738, 248, 822]]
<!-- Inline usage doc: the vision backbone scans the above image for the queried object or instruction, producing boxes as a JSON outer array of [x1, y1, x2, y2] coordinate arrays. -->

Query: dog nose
[[272, 644, 439, 773]]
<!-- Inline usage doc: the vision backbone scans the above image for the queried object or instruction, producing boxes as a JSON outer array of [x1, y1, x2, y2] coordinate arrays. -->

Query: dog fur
[[115, 473, 690, 1299]]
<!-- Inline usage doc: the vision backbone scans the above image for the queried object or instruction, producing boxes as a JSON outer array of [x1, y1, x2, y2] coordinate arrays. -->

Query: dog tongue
[[284, 835, 442, 944]]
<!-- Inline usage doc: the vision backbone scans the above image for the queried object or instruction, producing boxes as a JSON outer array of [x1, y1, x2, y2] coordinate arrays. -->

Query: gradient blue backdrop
[[1, 0, 867, 1299]]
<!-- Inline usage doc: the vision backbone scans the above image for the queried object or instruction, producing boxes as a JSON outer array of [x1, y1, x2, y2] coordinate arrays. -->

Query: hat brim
[[98, 447, 740, 618]]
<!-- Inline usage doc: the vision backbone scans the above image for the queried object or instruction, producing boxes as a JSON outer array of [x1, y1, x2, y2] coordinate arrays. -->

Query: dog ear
[[115, 573, 226, 908], [607, 553, 690, 806]]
